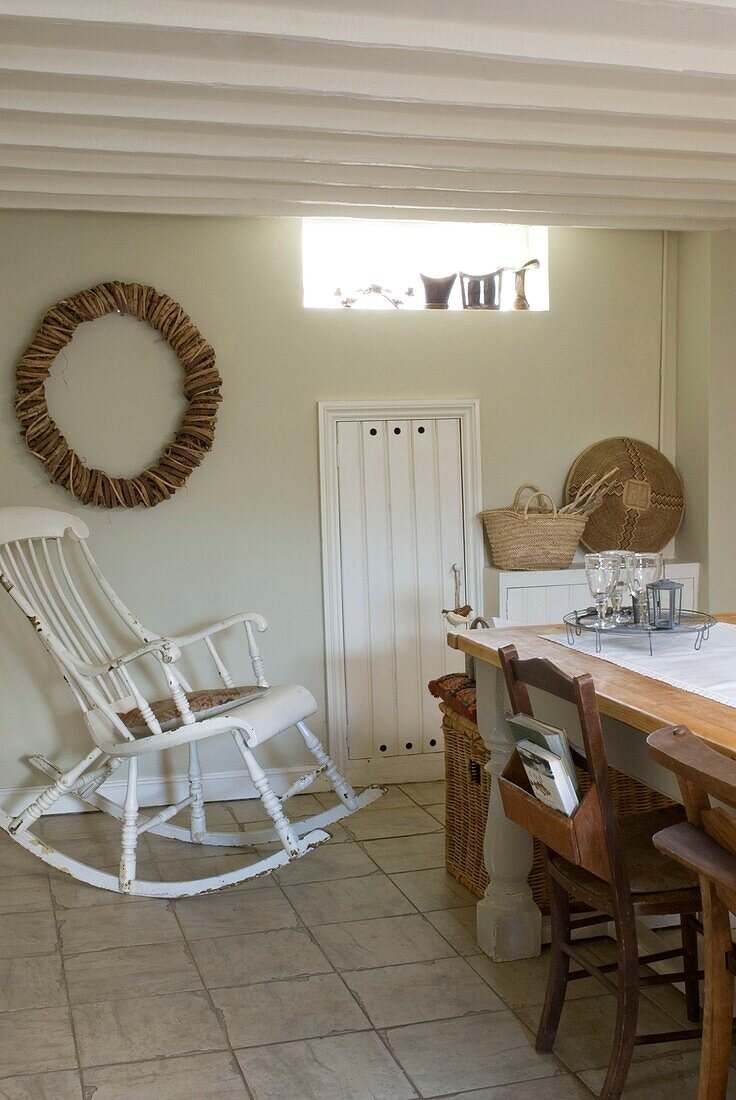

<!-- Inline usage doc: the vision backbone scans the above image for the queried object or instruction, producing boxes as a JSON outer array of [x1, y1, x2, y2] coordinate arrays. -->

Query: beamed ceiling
[[1, 0, 736, 228]]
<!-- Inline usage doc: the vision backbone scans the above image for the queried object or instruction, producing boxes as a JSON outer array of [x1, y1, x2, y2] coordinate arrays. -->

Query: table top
[[448, 624, 736, 755]]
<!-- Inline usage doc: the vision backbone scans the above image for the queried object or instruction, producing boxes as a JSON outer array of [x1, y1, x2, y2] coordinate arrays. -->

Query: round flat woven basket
[[566, 438, 684, 552]]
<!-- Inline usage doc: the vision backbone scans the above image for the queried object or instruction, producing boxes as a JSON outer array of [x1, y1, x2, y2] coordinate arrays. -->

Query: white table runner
[[543, 621, 736, 710]]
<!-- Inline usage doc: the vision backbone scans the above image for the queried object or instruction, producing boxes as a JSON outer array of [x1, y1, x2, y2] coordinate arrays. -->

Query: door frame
[[318, 399, 483, 779]]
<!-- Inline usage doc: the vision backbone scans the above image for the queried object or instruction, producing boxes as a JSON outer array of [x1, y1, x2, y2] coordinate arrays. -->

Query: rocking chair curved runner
[[0, 507, 382, 897]]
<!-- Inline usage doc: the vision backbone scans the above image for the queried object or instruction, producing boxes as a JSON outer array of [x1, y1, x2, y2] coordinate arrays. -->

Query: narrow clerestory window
[[302, 219, 548, 311]]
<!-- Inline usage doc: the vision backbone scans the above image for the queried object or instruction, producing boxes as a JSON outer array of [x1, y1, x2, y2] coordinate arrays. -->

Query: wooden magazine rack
[[499, 748, 613, 882]]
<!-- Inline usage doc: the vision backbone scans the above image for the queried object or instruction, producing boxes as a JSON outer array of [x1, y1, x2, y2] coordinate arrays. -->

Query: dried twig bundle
[[559, 466, 619, 517]]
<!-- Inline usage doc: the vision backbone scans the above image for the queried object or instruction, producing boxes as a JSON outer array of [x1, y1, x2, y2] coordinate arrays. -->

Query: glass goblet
[[625, 552, 663, 624], [599, 552, 627, 624], [585, 553, 620, 631]]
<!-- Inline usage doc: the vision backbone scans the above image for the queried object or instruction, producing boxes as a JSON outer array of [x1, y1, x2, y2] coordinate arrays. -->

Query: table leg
[[475, 661, 542, 961]]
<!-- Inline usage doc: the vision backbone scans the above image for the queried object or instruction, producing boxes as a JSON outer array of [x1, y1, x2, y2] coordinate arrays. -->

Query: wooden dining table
[[447, 623, 736, 962]]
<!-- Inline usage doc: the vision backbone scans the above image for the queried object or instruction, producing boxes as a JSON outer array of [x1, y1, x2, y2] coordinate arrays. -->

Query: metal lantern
[[646, 577, 684, 630]]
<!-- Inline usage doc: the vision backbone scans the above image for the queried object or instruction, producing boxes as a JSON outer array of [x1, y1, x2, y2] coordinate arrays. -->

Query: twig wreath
[[15, 281, 222, 508]]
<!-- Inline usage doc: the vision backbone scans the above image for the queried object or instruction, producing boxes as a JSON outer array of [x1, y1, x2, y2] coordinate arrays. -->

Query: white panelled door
[[336, 417, 466, 765]]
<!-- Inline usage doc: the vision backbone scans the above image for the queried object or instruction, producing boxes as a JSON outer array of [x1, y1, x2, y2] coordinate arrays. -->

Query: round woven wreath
[[15, 281, 222, 508]]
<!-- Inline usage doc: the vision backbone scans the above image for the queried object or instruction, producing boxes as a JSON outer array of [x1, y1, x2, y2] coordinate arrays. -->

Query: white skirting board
[[0, 764, 330, 817], [1, 751, 446, 816]]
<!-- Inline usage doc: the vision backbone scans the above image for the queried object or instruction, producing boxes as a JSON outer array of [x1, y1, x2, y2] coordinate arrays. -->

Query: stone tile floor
[[0, 780, 733, 1098]]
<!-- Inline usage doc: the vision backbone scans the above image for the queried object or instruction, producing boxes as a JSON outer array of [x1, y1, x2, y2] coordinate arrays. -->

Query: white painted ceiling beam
[[3, 145, 736, 202], [4, 167, 736, 222], [2, 97, 735, 160], [3, 3, 736, 80], [3, 115, 736, 187], [2, 46, 736, 127], [0, 2, 734, 225], [0, 189, 728, 230]]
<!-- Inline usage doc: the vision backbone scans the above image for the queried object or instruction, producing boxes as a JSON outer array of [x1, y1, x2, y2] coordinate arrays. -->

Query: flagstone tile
[[311, 914, 456, 971], [283, 874, 416, 925], [64, 940, 202, 1004], [191, 927, 331, 989], [383, 1011, 562, 1096], [58, 897, 180, 954], [175, 886, 297, 941], [73, 990, 226, 1066], [0, 955, 66, 1012], [0, 1007, 77, 1077], [342, 956, 504, 1027], [81, 1052, 248, 1100], [389, 869, 476, 912], [212, 973, 370, 1048], [236, 1031, 416, 1100]]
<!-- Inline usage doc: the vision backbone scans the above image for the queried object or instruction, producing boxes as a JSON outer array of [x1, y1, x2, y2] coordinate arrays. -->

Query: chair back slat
[[6, 539, 119, 705], [54, 540, 130, 699], [0, 511, 167, 738], [51, 540, 113, 663], [505, 656, 578, 706], [0, 506, 232, 741], [78, 539, 156, 644]]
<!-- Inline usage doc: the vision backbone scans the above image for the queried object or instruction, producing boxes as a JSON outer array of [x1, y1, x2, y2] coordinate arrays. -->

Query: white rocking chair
[[0, 507, 382, 897]]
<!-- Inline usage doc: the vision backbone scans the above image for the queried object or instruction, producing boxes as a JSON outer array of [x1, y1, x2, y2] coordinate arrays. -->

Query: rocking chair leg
[[188, 742, 207, 843], [119, 757, 139, 892], [296, 721, 359, 810], [10, 747, 103, 834], [232, 732, 302, 856]]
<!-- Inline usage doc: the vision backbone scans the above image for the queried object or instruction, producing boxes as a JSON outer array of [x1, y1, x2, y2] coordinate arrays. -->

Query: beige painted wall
[[0, 212, 665, 796], [707, 231, 736, 613], [675, 229, 736, 613], [675, 232, 711, 602]]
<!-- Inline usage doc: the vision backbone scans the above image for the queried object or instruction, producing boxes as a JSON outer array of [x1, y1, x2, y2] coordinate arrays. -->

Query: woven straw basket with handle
[[481, 483, 587, 570]]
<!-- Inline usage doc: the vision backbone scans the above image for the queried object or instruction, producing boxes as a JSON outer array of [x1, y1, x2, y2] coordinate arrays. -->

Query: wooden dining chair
[[497, 645, 702, 1100], [648, 725, 736, 1100]]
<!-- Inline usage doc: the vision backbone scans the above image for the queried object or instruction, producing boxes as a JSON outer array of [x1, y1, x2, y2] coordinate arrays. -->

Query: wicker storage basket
[[481, 483, 587, 570], [441, 703, 676, 913]]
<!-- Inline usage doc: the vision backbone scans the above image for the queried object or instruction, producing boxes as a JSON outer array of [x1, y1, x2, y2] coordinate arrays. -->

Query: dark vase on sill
[[459, 269, 505, 310], [420, 272, 456, 309]]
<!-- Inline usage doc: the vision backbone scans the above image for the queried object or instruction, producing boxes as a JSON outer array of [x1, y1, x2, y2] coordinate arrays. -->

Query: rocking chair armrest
[[170, 612, 268, 648], [69, 637, 182, 677]]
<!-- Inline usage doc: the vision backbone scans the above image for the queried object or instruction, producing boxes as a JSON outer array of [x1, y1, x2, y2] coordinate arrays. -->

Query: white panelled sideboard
[[483, 562, 700, 625]]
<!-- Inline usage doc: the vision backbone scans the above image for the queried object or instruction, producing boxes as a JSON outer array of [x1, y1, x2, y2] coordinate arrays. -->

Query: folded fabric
[[544, 621, 736, 709], [428, 672, 477, 723]]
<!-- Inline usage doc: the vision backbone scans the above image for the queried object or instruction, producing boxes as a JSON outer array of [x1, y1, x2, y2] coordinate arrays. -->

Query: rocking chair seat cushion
[[121, 686, 268, 736]]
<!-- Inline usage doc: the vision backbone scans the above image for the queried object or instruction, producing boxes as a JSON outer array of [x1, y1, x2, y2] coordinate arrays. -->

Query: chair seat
[[123, 683, 318, 748], [228, 684, 318, 747], [121, 686, 268, 735], [551, 805, 701, 910]]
